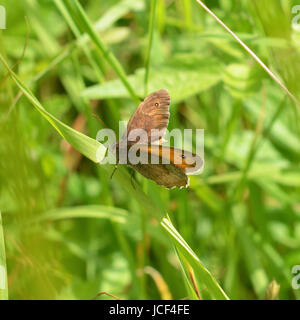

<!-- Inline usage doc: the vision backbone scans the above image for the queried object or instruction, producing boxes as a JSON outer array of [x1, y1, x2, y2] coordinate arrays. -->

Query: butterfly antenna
[[1, 17, 29, 86]]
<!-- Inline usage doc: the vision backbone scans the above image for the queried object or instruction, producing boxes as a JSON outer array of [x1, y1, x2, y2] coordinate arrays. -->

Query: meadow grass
[[0, 0, 299, 300]]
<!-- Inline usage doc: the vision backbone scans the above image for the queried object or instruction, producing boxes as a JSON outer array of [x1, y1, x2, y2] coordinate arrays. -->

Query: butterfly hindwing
[[113, 89, 203, 189]]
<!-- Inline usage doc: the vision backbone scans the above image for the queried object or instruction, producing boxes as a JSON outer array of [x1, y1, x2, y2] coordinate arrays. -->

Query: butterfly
[[112, 89, 203, 189]]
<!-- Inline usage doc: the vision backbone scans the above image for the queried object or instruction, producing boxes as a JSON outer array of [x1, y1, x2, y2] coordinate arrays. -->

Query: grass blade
[[32, 205, 128, 224], [0, 53, 106, 163], [161, 217, 229, 300], [144, 0, 157, 96], [0, 53, 164, 221], [70, 0, 139, 103], [0, 211, 8, 300]]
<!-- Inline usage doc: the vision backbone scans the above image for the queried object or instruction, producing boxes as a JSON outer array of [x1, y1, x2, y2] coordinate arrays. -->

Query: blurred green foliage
[[0, 0, 300, 300]]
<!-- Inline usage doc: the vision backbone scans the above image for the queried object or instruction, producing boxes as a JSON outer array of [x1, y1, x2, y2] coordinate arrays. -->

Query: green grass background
[[0, 0, 300, 300]]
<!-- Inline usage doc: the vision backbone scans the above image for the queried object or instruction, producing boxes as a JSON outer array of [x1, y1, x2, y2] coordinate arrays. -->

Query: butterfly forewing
[[122, 89, 170, 144]]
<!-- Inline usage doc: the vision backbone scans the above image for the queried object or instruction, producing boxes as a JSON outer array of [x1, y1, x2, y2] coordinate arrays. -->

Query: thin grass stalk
[[232, 95, 288, 202], [144, 0, 157, 96], [161, 216, 229, 300]]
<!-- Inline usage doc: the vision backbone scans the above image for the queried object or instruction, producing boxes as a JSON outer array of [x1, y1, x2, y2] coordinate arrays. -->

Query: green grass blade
[[194, 0, 300, 108], [31, 205, 128, 224], [94, 0, 143, 32], [161, 217, 229, 300], [70, 0, 139, 103], [82, 55, 222, 102], [34, 0, 139, 83], [0, 53, 164, 220], [54, 0, 105, 84], [175, 250, 201, 300], [0, 53, 106, 163]]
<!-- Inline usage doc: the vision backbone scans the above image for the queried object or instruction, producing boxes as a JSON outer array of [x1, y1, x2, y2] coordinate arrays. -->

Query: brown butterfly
[[112, 89, 203, 189]]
